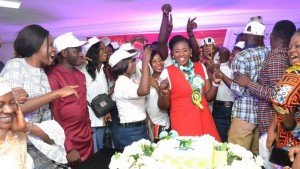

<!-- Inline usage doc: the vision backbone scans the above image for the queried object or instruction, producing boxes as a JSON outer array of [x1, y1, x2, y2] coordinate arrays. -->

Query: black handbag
[[88, 93, 116, 118]]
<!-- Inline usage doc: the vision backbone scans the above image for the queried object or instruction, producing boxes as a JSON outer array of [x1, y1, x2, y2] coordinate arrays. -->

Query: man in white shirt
[[212, 47, 233, 142]]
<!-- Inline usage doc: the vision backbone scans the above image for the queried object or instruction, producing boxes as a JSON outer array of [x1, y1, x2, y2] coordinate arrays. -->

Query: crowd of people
[[0, 3, 299, 169]]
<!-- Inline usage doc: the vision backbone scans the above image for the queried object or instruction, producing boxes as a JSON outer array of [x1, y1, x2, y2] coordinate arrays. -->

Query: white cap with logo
[[200, 37, 215, 46], [243, 21, 265, 36]]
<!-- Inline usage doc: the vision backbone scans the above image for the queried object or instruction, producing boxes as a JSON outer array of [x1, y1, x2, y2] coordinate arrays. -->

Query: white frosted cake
[[109, 132, 263, 169], [151, 135, 216, 169]]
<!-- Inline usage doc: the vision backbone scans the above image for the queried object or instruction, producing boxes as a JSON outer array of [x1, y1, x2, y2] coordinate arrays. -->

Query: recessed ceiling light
[[0, 0, 22, 9]]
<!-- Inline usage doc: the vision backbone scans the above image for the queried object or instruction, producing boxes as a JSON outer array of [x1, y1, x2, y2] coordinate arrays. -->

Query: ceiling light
[[0, 0, 22, 9]]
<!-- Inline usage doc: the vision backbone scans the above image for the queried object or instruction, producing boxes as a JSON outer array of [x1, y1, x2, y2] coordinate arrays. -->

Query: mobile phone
[[269, 147, 293, 167]]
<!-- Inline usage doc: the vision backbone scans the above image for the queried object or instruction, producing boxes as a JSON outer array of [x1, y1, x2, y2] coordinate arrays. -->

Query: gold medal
[[191, 90, 204, 109]]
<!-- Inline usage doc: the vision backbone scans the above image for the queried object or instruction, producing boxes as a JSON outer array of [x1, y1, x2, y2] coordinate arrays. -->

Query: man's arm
[[234, 53, 290, 101], [248, 54, 290, 100], [230, 56, 247, 96]]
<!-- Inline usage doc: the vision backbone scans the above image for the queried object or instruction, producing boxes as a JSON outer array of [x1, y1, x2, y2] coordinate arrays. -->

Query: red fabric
[[97, 29, 227, 47], [48, 65, 93, 161], [276, 114, 300, 148], [167, 62, 220, 141]]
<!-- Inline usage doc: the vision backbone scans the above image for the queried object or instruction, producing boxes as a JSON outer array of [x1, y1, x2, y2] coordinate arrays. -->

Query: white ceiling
[[0, 0, 299, 42]]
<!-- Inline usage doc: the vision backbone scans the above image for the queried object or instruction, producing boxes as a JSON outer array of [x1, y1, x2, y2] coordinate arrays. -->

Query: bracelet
[[26, 122, 33, 135], [51, 92, 57, 101], [212, 82, 220, 87]]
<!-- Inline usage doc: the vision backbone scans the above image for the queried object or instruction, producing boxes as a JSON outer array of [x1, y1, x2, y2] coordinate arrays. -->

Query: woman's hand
[[12, 87, 28, 104], [11, 102, 27, 132], [103, 113, 112, 123], [161, 4, 172, 14], [288, 145, 300, 162], [187, 17, 197, 35], [161, 4, 173, 33], [266, 131, 277, 150], [159, 78, 170, 95], [55, 86, 79, 99], [212, 68, 223, 84]]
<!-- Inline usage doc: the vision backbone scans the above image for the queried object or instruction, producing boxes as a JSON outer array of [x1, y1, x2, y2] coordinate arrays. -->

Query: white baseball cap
[[0, 77, 11, 96], [99, 37, 110, 46], [243, 21, 265, 36], [54, 32, 87, 53], [233, 41, 245, 49], [200, 37, 215, 46], [83, 36, 100, 54], [110, 42, 120, 50], [108, 43, 140, 67]]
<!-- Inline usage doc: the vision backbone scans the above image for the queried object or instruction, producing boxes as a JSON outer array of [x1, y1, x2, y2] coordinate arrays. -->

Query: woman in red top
[[158, 35, 221, 141]]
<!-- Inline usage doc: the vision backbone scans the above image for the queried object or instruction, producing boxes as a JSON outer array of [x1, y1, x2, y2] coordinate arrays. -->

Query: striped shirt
[[248, 48, 290, 134], [230, 46, 269, 124]]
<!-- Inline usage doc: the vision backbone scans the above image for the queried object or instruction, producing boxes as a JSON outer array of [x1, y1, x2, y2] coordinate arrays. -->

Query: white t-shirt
[[216, 62, 234, 102], [146, 83, 170, 128], [80, 65, 108, 127], [159, 63, 209, 89], [164, 54, 174, 68], [112, 75, 147, 123]]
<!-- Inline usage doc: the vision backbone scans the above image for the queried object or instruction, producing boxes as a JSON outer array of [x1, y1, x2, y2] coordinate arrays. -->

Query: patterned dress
[[0, 58, 54, 168], [272, 64, 300, 148]]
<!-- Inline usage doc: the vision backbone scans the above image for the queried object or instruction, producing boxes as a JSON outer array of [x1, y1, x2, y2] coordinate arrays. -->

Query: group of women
[[0, 2, 300, 169]]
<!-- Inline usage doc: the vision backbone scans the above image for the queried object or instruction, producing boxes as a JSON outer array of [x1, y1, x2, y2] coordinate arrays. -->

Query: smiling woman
[[0, 25, 80, 168], [0, 78, 32, 169]]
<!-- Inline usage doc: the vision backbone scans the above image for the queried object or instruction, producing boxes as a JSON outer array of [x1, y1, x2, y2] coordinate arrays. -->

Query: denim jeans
[[212, 101, 233, 142], [92, 126, 105, 153], [117, 124, 149, 149], [110, 108, 123, 149]]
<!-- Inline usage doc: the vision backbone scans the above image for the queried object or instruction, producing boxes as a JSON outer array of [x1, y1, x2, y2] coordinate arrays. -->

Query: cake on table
[[109, 131, 263, 169]]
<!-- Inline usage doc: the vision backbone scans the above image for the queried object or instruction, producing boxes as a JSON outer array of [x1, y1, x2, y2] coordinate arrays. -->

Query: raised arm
[[187, 17, 200, 62], [137, 48, 151, 96], [157, 4, 173, 60]]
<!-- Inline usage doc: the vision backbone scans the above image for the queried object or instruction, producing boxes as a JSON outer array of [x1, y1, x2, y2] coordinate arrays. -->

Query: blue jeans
[[212, 101, 233, 142], [92, 127, 105, 153], [117, 125, 149, 149], [110, 108, 122, 149]]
